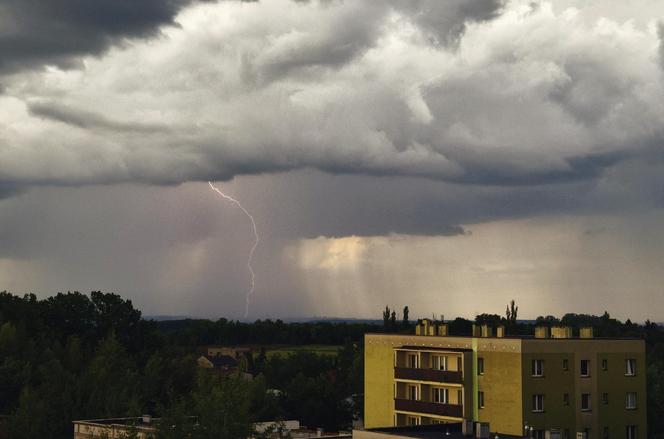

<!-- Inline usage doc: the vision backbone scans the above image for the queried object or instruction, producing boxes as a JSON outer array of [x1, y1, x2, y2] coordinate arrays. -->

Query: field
[[263, 344, 342, 358]]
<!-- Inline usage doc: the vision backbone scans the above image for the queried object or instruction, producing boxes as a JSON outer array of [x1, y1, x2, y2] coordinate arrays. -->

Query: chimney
[[551, 326, 572, 339], [496, 325, 505, 338], [436, 323, 449, 336], [579, 327, 594, 339], [534, 326, 550, 339]]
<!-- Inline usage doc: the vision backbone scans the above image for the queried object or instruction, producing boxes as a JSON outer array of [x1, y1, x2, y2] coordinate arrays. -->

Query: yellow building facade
[[364, 322, 646, 439]]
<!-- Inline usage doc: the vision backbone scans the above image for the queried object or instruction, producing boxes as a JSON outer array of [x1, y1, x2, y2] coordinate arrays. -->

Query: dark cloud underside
[[0, 0, 202, 74]]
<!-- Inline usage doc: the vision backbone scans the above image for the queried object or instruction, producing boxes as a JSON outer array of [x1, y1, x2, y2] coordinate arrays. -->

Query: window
[[532, 359, 544, 377], [602, 359, 608, 371], [532, 394, 544, 412], [563, 393, 570, 406], [581, 359, 591, 377], [457, 356, 462, 372], [534, 430, 545, 439], [478, 357, 484, 375], [602, 393, 609, 405], [626, 392, 637, 409], [433, 387, 449, 404], [457, 389, 463, 406], [408, 353, 419, 369], [407, 416, 420, 426], [626, 425, 637, 439], [563, 429, 570, 439], [603, 427, 609, 439], [478, 391, 485, 408], [408, 385, 418, 401], [581, 393, 591, 411], [432, 355, 447, 371], [626, 359, 636, 376], [563, 359, 569, 371]]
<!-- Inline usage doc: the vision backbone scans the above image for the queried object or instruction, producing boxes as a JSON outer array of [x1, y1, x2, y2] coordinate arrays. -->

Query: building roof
[[357, 423, 522, 439], [367, 332, 643, 342], [205, 354, 238, 368]]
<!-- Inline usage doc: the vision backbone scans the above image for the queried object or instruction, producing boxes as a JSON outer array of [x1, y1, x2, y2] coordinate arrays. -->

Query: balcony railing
[[394, 399, 464, 418], [394, 367, 463, 384]]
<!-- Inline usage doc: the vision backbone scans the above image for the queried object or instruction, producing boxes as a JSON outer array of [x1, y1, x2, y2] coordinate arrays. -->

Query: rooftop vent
[[534, 326, 550, 339], [551, 326, 573, 339], [579, 327, 594, 339]]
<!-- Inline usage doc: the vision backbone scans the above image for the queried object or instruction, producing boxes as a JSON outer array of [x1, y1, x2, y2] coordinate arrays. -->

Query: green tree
[[79, 333, 139, 418], [189, 372, 252, 439], [382, 306, 390, 328], [505, 300, 518, 325]]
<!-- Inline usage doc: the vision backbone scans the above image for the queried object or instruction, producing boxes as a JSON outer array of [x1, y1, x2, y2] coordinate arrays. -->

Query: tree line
[[0, 291, 364, 439]]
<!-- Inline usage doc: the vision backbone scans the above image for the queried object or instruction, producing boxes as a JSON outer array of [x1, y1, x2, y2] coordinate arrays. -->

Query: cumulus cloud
[[1, 0, 663, 191]]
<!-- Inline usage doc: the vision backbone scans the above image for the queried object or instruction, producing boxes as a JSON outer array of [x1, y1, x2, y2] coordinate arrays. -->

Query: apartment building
[[364, 320, 647, 439]]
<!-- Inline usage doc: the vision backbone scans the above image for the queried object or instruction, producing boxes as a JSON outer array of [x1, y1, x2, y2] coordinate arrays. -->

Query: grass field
[[263, 344, 342, 358]]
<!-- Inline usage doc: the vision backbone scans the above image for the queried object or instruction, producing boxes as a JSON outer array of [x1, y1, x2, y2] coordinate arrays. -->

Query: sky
[[1, 0, 664, 321]]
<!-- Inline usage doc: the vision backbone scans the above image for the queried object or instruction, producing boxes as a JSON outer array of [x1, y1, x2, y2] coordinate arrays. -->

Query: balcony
[[394, 367, 463, 384], [394, 399, 464, 418]]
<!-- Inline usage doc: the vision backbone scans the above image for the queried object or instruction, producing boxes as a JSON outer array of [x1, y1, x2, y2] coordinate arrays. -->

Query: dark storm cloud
[[28, 101, 169, 133], [0, 0, 204, 74], [0, 0, 662, 209]]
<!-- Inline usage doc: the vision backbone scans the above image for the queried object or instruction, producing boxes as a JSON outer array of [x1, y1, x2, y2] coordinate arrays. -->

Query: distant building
[[197, 345, 254, 379], [73, 416, 157, 439], [251, 420, 351, 438], [207, 346, 253, 359], [73, 417, 350, 439], [364, 320, 647, 439]]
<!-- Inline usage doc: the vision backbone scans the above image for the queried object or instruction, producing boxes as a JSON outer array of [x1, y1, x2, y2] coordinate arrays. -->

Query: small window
[[581, 359, 591, 377], [532, 359, 544, 377], [532, 394, 544, 412], [457, 389, 463, 406], [563, 393, 570, 406], [626, 425, 637, 439], [408, 385, 418, 401], [408, 353, 419, 369], [407, 416, 420, 426], [534, 430, 545, 439], [581, 393, 591, 411], [433, 387, 449, 404], [432, 355, 447, 371], [478, 391, 485, 408], [603, 427, 609, 439], [602, 393, 609, 405], [626, 359, 636, 376], [602, 359, 608, 371], [626, 392, 637, 409], [478, 357, 484, 375], [563, 359, 569, 371]]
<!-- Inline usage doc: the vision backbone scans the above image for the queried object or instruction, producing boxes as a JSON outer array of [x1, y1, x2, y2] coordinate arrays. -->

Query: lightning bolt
[[208, 181, 259, 319]]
